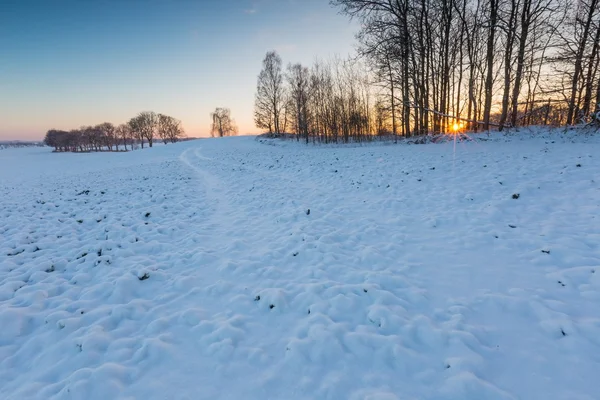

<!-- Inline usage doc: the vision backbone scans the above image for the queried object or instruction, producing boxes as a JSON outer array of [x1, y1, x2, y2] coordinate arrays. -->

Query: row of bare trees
[[329, 0, 600, 134], [254, 52, 385, 143], [254, 0, 599, 142], [44, 112, 185, 152]]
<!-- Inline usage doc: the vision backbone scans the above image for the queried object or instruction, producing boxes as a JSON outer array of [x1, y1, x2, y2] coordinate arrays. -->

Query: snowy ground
[[1, 131, 599, 399]]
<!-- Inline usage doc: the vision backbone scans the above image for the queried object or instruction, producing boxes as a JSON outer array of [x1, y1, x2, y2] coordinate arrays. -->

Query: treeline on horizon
[[44, 111, 185, 153], [254, 0, 600, 143]]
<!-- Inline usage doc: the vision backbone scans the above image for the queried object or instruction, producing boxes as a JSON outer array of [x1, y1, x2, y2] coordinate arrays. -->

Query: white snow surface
[[1, 131, 600, 399]]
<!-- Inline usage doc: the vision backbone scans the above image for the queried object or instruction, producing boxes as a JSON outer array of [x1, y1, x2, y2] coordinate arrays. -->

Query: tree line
[[255, 51, 383, 143], [255, 0, 599, 142], [44, 111, 185, 152]]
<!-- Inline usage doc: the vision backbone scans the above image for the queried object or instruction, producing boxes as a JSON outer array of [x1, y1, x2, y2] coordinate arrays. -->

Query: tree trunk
[[510, 0, 532, 128], [483, 0, 498, 130], [567, 0, 598, 124], [387, 56, 398, 140], [582, 20, 600, 119], [596, 59, 600, 116], [499, 0, 518, 131]]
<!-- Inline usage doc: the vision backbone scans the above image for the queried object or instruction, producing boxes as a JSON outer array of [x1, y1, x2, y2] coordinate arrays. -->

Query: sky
[[0, 0, 359, 140]]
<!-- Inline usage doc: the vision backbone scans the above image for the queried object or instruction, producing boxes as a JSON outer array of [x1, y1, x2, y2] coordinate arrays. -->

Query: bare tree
[[137, 111, 158, 147], [82, 125, 102, 151], [210, 108, 238, 137], [116, 123, 132, 151], [128, 116, 145, 148], [581, 10, 600, 120], [287, 63, 311, 143], [254, 51, 286, 135], [44, 129, 64, 152], [96, 122, 116, 151], [158, 114, 171, 144], [127, 112, 157, 148], [498, 0, 520, 130], [158, 114, 185, 143], [373, 97, 392, 135], [565, 0, 599, 124], [508, 0, 555, 127], [482, 0, 499, 130]]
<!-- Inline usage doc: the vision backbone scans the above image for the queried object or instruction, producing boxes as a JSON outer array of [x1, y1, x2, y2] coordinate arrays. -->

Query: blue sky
[[0, 0, 359, 140]]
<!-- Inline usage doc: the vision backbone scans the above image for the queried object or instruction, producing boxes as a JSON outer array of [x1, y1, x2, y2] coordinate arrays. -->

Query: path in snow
[[1, 133, 599, 400]]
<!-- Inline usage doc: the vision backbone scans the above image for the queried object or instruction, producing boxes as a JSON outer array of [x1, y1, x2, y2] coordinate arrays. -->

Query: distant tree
[[158, 114, 170, 144], [82, 125, 99, 151], [44, 129, 61, 151], [287, 63, 311, 143], [64, 129, 78, 152], [116, 123, 132, 151], [210, 108, 238, 137], [137, 111, 158, 147], [254, 51, 286, 134], [158, 114, 185, 144], [61, 131, 73, 152], [128, 115, 145, 148], [169, 119, 185, 143], [96, 122, 116, 151], [44, 109, 183, 153]]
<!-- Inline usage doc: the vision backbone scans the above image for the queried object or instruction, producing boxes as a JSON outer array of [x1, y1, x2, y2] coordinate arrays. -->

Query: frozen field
[[1, 131, 599, 399]]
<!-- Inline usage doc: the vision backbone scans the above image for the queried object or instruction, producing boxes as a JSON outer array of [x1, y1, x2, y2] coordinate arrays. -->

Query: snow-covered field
[[1, 131, 599, 399]]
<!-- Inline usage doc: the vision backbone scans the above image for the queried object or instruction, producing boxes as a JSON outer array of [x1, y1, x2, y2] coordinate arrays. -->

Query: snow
[[1, 130, 599, 399]]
